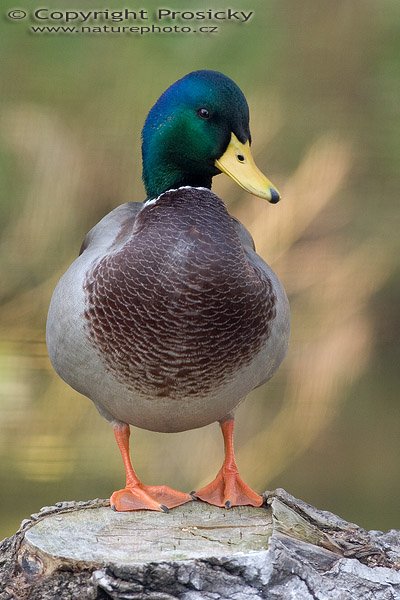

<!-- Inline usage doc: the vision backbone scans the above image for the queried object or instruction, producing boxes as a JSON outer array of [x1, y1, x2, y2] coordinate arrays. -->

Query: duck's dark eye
[[197, 108, 210, 120]]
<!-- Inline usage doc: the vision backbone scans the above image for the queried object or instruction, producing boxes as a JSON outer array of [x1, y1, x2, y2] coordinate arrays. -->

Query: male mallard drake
[[47, 70, 290, 512]]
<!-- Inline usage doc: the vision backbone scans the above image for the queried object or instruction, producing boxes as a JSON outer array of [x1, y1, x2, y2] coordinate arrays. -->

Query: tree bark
[[0, 489, 399, 600]]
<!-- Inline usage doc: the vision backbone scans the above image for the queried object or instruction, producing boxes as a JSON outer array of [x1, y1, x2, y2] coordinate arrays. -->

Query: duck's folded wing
[[79, 202, 143, 256], [230, 216, 255, 251]]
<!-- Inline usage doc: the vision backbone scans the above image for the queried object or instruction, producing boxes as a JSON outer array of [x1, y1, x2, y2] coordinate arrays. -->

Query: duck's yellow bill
[[215, 133, 280, 203]]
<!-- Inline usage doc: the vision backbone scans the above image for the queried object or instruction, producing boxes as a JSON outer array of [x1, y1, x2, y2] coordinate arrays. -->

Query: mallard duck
[[47, 70, 290, 512]]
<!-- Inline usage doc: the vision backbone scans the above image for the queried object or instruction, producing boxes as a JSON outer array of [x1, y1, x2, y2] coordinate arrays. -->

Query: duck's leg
[[194, 416, 263, 508], [110, 423, 192, 512]]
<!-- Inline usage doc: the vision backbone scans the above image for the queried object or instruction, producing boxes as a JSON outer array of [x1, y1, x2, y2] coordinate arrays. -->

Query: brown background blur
[[0, 0, 399, 539]]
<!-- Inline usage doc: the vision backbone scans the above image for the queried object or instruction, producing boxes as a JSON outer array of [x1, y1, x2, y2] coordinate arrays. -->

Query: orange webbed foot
[[110, 483, 192, 512], [111, 423, 192, 512], [193, 417, 263, 508], [194, 467, 263, 508]]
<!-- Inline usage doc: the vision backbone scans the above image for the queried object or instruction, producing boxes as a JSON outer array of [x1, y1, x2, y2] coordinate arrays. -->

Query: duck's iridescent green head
[[141, 70, 279, 202]]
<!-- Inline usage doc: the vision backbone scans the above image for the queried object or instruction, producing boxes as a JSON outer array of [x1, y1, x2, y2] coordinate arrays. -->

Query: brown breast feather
[[84, 188, 276, 399]]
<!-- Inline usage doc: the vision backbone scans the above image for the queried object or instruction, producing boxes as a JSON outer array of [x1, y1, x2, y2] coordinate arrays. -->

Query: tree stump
[[1, 489, 399, 599]]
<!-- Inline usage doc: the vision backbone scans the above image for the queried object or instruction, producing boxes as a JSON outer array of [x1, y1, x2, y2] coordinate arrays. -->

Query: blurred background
[[0, 0, 399, 539]]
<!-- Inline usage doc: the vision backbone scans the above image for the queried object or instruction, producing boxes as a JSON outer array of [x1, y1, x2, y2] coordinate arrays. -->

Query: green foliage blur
[[0, 0, 399, 539]]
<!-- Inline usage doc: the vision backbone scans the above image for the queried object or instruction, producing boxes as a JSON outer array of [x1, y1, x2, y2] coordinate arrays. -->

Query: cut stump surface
[[23, 502, 272, 567]]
